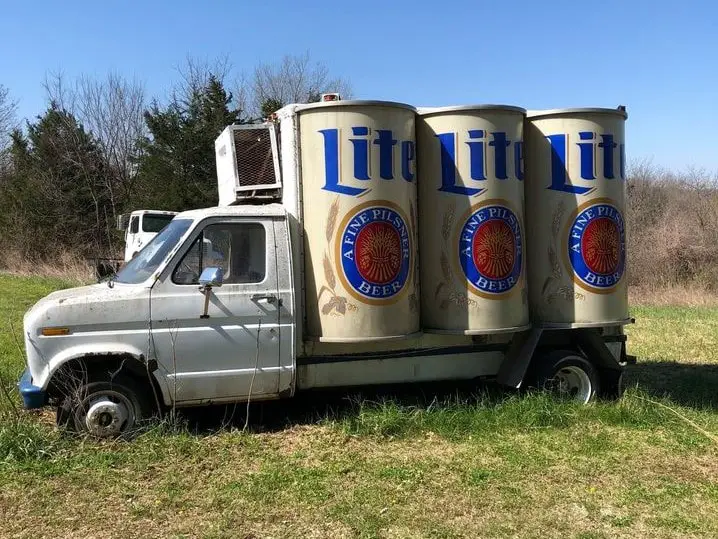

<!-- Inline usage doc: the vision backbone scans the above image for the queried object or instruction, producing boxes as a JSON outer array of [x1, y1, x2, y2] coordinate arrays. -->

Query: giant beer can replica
[[417, 105, 529, 333], [525, 108, 629, 325], [298, 101, 419, 341]]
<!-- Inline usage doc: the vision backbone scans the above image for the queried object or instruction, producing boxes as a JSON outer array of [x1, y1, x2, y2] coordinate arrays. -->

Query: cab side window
[[172, 223, 266, 285], [129, 216, 139, 234]]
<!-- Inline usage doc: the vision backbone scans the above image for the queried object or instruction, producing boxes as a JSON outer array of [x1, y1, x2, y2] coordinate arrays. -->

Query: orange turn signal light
[[41, 327, 70, 337]]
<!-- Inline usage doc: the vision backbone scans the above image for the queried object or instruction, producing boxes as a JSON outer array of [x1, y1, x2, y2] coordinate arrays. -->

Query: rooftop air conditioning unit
[[215, 123, 281, 205]]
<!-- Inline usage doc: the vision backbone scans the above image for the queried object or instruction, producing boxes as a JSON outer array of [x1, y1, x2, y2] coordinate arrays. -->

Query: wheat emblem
[[543, 201, 584, 303], [318, 196, 354, 316], [435, 203, 478, 311]]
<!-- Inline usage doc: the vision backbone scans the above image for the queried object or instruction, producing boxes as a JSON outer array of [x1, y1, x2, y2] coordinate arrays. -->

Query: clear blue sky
[[2, 0, 716, 171]]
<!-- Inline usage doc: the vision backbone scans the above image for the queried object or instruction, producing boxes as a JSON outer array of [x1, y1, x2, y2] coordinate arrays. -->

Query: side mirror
[[199, 267, 224, 288], [117, 214, 130, 231]]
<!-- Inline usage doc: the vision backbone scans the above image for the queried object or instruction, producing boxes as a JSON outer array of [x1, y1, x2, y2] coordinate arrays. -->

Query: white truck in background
[[18, 97, 631, 438], [117, 210, 178, 262], [94, 210, 177, 280]]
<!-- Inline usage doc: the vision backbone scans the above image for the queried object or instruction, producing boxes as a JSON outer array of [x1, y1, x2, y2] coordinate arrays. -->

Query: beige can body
[[525, 108, 628, 326], [298, 101, 419, 341], [417, 106, 529, 334]]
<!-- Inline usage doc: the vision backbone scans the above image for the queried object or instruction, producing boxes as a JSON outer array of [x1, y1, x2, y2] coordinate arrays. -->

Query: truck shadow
[[623, 360, 718, 410], [174, 379, 504, 434], [173, 360, 718, 434]]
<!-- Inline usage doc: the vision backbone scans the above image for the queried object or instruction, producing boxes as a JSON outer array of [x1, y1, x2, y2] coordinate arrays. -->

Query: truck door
[[150, 217, 281, 403]]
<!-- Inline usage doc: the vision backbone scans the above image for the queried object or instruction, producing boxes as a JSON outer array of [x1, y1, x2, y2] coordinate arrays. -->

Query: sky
[[1, 0, 716, 172]]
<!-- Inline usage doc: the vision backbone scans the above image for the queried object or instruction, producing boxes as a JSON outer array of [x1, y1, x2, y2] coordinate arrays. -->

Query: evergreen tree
[[0, 104, 111, 258], [260, 98, 284, 119], [136, 76, 243, 210]]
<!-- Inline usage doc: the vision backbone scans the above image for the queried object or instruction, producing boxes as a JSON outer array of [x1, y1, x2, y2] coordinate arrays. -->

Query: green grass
[[1, 274, 718, 538], [0, 275, 73, 384]]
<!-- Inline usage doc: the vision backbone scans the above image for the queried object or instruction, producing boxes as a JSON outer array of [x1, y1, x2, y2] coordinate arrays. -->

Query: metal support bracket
[[496, 327, 544, 389], [573, 329, 623, 371]]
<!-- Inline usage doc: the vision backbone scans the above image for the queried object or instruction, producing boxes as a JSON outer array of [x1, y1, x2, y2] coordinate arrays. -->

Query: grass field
[[1, 275, 718, 539]]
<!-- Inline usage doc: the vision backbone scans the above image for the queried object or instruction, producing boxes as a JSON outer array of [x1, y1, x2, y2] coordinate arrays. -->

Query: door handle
[[251, 294, 279, 305]]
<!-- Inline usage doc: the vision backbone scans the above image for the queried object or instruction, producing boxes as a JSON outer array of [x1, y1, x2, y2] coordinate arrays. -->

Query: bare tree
[[172, 54, 232, 106], [167, 53, 351, 120], [0, 84, 17, 136], [0, 84, 18, 168], [44, 72, 147, 213], [249, 51, 353, 116], [231, 71, 251, 118]]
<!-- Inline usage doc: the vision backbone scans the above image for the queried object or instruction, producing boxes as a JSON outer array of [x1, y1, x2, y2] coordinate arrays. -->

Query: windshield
[[115, 219, 193, 284], [142, 213, 175, 233]]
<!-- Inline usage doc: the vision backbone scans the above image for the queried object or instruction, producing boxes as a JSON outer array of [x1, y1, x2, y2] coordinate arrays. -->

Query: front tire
[[531, 350, 600, 404], [57, 373, 152, 438]]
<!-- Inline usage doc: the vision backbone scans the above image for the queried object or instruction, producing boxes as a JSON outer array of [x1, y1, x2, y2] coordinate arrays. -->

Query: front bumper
[[18, 369, 47, 409]]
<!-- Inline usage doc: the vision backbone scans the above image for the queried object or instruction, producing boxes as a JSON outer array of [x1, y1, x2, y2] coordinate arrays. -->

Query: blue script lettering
[[437, 130, 522, 197], [320, 127, 414, 196], [547, 131, 624, 195]]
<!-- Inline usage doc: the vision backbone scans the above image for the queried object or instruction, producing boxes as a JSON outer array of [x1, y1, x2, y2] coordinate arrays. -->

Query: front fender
[[38, 343, 172, 406]]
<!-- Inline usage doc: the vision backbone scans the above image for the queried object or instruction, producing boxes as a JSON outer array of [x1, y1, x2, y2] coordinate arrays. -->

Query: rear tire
[[57, 372, 152, 438], [530, 350, 600, 404], [598, 368, 624, 400]]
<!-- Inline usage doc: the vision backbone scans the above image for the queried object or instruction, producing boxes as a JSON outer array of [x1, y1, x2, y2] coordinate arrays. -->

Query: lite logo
[[547, 132, 626, 195], [319, 127, 415, 196], [436, 130, 523, 196]]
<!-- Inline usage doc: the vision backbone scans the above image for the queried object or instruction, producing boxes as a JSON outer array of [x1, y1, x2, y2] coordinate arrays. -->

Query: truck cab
[[21, 205, 295, 436]]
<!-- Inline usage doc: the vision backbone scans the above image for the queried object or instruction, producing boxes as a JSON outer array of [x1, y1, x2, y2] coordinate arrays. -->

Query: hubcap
[[549, 365, 593, 403], [79, 391, 134, 437]]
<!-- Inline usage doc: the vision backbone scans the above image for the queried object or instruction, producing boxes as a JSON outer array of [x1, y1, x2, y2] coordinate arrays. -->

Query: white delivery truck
[[19, 99, 632, 438]]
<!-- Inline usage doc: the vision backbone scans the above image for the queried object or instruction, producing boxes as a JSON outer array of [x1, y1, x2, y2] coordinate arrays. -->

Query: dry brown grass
[[0, 249, 95, 285], [630, 283, 718, 307]]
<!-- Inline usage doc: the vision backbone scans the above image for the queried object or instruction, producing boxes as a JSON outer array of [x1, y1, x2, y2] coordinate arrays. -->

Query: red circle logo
[[581, 217, 620, 275], [355, 221, 402, 285], [471, 219, 516, 280]]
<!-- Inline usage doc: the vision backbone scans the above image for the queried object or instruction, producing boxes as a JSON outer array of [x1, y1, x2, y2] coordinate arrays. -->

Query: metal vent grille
[[233, 127, 278, 187]]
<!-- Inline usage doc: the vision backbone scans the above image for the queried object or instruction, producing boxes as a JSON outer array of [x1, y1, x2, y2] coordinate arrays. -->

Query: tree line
[[0, 53, 351, 262], [1, 56, 716, 291]]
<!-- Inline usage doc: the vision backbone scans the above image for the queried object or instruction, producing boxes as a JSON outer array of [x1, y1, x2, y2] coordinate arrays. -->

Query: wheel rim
[[77, 390, 135, 437], [548, 365, 593, 403]]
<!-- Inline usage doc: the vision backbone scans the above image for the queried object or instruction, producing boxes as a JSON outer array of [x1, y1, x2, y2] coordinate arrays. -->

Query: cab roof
[[132, 209, 177, 216], [176, 203, 286, 220]]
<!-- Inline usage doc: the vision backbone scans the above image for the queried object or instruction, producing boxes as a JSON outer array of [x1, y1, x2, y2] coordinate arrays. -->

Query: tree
[[0, 84, 16, 138], [249, 51, 352, 115], [136, 75, 243, 210], [0, 84, 17, 169], [0, 105, 111, 259], [172, 55, 232, 105], [44, 72, 147, 214], [260, 98, 284, 118]]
